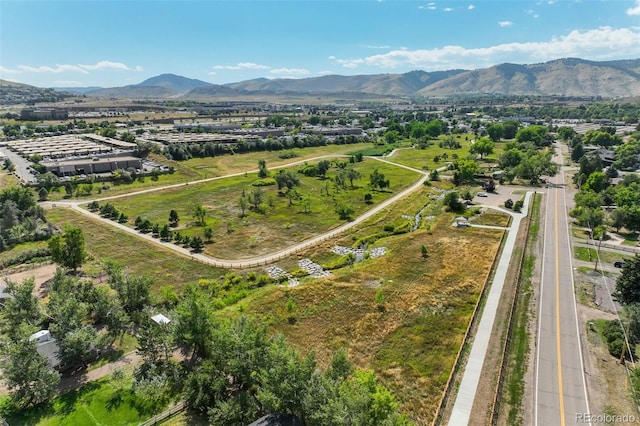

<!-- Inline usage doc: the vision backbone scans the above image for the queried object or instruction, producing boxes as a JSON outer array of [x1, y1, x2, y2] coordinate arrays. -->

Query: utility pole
[[619, 320, 632, 365], [594, 236, 603, 271]]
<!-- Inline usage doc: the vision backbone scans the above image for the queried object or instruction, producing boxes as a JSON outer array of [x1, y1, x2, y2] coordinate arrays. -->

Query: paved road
[[448, 191, 533, 425], [534, 151, 590, 426], [45, 155, 429, 268]]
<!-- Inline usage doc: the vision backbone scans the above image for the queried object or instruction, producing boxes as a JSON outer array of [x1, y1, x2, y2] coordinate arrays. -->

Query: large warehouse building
[[43, 154, 142, 177]]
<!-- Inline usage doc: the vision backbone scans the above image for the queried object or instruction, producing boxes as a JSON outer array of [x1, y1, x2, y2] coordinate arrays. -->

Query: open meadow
[[45, 208, 226, 292], [99, 158, 421, 259], [45, 142, 378, 201], [42, 178, 505, 424], [214, 185, 504, 424], [386, 134, 506, 171]]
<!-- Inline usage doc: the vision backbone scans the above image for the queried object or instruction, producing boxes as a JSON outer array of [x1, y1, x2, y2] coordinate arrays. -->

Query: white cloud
[[2, 61, 138, 75], [18, 64, 88, 74], [628, 0, 640, 15], [330, 26, 640, 71], [364, 45, 391, 49], [443, 7, 454, 12], [317, 70, 334, 75], [135, 66, 144, 72], [208, 71, 217, 76], [328, 55, 337, 60], [270, 68, 310, 77], [468, 4, 475, 10], [499, 21, 513, 27], [0, 65, 21, 75], [419, 2, 436, 10], [213, 62, 270, 70], [78, 61, 131, 71]]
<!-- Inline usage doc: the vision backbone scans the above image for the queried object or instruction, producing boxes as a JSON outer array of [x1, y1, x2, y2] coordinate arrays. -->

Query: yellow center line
[[555, 181, 566, 426]]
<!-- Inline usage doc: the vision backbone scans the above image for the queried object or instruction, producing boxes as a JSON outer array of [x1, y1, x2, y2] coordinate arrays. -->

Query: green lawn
[[574, 247, 628, 264], [181, 142, 375, 176], [98, 159, 421, 259], [3, 376, 170, 426]]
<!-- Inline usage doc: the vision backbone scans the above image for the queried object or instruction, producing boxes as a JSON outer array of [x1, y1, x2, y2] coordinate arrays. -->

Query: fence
[[138, 400, 186, 426], [431, 226, 507, 426], [579, 239, 640, 254], [489, 200, 533, 425]]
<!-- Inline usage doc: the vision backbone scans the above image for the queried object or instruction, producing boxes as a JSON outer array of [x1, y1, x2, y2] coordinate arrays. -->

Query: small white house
[[29, 330, 61, 369], [151, 314, 171, 325]]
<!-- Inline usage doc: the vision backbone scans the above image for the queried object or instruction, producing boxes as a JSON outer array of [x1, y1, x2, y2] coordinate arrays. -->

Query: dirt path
[[57, 351, 143, 393], [1, 263, 57, 297]]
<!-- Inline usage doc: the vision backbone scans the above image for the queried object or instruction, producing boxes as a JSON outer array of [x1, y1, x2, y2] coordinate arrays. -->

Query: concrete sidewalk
[[448, 190, 534, 426]]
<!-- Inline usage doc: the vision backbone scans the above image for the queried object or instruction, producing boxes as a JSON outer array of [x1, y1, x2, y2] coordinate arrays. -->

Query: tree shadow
[[105, 389, 129, 412]]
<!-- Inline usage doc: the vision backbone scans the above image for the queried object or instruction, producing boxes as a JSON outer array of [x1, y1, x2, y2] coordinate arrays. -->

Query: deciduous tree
[[48, 225, 86, 272]]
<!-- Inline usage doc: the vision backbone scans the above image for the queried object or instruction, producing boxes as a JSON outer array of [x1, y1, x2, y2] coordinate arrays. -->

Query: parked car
[[477, 192, 488, 197], [614, 260, 626, 268]]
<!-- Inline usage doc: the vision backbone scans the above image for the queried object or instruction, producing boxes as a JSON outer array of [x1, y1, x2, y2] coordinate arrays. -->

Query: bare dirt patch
[[2, 263, 57, 297]]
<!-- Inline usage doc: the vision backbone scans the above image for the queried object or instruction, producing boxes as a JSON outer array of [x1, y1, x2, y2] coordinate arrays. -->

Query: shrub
[[514, 199, 524, 212], [392, 220, 412, 234], [323, 253, 356, 270], [0, 247, 51, 269], [383, 223, 395, 232], [504, 198, 514, 209], [352, 233, 385, 249], [601, 320, 632, 358], [278, 151, 298, 159], [252, 178, 277, 187]]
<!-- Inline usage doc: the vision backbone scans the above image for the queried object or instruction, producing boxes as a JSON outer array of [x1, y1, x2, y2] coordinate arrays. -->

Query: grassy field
[[471, 210, 511, 227], [45, 143, 377, 201], [102, 159, 421, 259], [3, 375, 168, 426], [0, 171, 18, 189], [574, 247, 627, 264], [215, 188, 503, 424], [45, 208, 226, 292], [385, 134, 506, 171], [180, 142, 376, 177], [41, 179, 504, 424]]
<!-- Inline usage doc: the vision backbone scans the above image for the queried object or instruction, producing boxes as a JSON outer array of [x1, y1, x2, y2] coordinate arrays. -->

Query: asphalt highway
[[534, 161, 590, 426]]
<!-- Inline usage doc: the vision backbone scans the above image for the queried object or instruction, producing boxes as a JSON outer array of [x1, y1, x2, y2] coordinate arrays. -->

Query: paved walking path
[[448, 190, 534, 426]]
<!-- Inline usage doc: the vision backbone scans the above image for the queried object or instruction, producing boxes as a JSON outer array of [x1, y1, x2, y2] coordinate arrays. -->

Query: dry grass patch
[[228, 214, 502, 424], [107, 159, 421, 259], [181, 142, 374, 176], [45, 207, 226, 292], [471, 209, 512, 227], [0, 171, 18, 189]]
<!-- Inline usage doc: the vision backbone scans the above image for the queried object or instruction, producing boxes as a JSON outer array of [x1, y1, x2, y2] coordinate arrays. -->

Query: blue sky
[[1, 0, 639, 88]]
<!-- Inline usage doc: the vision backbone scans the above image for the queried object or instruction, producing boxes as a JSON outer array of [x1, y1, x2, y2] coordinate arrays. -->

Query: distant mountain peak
[[51, 57, 640, 100], [136, 74, 212, 93]]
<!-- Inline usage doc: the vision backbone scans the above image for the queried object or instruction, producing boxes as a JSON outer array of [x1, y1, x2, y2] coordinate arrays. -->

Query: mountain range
[[7, 58, 640, 100]]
